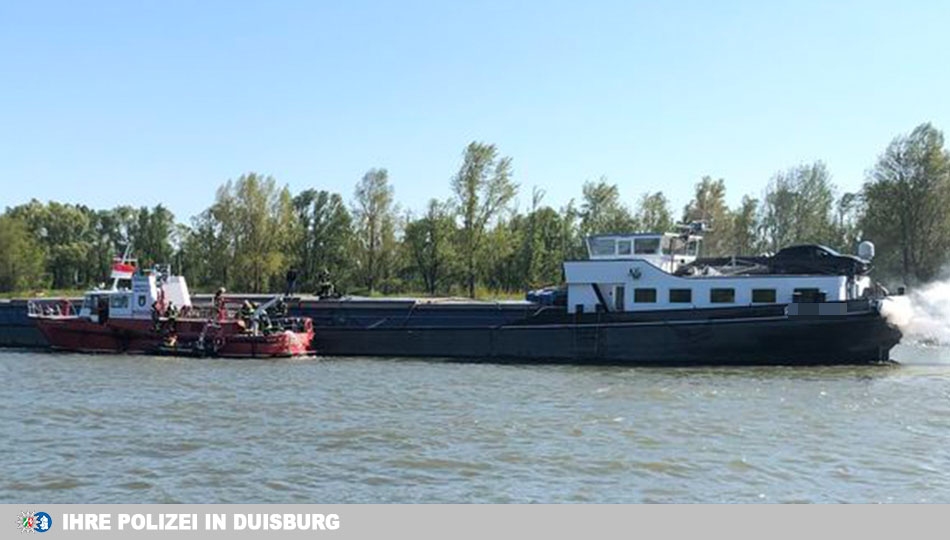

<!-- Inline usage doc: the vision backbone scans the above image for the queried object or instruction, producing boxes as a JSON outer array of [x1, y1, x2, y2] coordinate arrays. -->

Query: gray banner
[[2, 504, 930, 540]]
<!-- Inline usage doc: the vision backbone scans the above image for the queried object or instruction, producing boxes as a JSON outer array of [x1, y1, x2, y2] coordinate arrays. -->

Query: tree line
[[2, 123, 949, 296]]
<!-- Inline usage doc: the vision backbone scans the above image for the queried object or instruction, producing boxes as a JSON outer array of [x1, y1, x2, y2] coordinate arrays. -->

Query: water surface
[[3, 344, 950, 503]]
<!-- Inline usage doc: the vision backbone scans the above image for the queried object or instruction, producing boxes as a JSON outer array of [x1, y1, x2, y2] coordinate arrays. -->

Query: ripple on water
[[634, 460, 695, 478], [117, 481, 152, 490], [726, 458, 756, 473], [7, 478, 89, 492]]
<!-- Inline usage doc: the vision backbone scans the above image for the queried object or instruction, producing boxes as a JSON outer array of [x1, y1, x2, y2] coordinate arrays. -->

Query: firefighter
[[317, 267, 335, 298], [213, 287, 227, 320], [274, 298, 288, 317], [151, 301, 161, 332], [239, 300, 254, 331]]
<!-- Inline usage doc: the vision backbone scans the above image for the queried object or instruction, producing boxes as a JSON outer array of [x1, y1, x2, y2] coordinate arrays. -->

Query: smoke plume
[[880, 280, 950, 346]]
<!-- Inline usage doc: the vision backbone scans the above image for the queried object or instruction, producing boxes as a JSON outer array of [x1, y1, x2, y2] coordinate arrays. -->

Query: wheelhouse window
[[669, 289, 692, 303], [589, 237, 616, 257], [634, 288, 657, 303], [634, 237, 661, 254], [710, 288, 735, 303], [110, 295, 130, 309], [752, 289, 776, 303], [617, 240, 632, 255], [686, 240, 700, 256]]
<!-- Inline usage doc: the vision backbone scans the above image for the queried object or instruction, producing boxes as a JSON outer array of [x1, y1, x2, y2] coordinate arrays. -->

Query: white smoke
[[880, 280, 950, 346]]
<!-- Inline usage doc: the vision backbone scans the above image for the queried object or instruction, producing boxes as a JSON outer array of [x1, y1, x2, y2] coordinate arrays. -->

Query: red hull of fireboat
[[35, 317, 314, 358]]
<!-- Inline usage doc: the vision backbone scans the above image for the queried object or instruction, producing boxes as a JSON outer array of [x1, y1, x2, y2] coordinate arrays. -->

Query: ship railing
[[258, 316, 311, 334], [178, 304, 235, 321], [27, 298, 78, 318]]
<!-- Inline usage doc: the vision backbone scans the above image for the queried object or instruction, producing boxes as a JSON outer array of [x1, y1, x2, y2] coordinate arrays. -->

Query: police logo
[[16, 511, 52, 534]]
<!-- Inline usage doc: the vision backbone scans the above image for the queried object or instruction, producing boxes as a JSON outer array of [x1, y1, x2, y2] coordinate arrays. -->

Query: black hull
[[309, 306, 902, 366]]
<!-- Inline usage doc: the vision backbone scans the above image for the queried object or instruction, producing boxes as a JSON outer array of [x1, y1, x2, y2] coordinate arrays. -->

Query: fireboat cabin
[[79, 272, 192, 323]]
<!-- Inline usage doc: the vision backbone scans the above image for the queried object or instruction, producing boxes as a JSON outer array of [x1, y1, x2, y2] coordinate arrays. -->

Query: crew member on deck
[[213, 287, 227, 320], [151, 301, 161, 332], [317, 267, 335, 298], [239, 300, 255, 331]]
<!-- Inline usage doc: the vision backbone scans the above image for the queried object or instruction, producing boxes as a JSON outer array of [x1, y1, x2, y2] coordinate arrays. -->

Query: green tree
[[521, 203, 568, 288], [558, 200, 585, 260], [861, 123, 950, 284], [235, 176, 295, 293], [730, 195, 760, 255], [8, 201, 95, 288], [683, 176, 733, 256], [578, 178, 635, 237], [0, 215, 47, 292], [186, 173, 294, 293], [633, 191, 674, 233], [180, 206, 232, 290], [452, 142, 518, 298], [834, 192, 862, 253], [291, 189, 355, 293], [404, 199, 457, 294], [761, 162, 836, 252], [353, 168, 397, 293], [517, 187, 546, 289], [130, 205, 175, 268]]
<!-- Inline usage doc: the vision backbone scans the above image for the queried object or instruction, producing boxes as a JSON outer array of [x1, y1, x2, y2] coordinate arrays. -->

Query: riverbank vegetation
[[2, 123, 949, 297]]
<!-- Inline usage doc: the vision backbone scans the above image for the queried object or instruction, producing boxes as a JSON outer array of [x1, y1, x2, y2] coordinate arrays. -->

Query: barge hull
[[311, 310, 901, 365]]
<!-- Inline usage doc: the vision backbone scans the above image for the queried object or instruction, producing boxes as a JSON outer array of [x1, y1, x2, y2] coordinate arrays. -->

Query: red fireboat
[[30, 253, 314, 358]]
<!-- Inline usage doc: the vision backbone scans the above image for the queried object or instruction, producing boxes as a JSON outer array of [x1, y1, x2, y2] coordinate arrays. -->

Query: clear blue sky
[[2, 0, 949, 222]]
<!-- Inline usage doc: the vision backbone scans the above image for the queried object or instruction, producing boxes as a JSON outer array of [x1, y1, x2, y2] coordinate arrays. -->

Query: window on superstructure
[[661, 236, 674, 254], [634, 288, 656, 303], [687, 240, 700, 256], [110, 295, 129, 309], [590, 238, 616, 257], [752, 289, 776, 303], [710, 288, 735, 303], [669, 289, 692, 303], [634, 238, 661, 254], [617, 240, 632, 255]]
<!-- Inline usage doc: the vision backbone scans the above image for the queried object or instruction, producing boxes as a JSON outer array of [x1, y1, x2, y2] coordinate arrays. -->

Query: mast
[[109, 245, 137, 290]]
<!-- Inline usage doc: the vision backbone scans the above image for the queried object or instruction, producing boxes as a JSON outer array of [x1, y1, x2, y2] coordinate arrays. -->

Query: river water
[[3, 344, 950, 503]]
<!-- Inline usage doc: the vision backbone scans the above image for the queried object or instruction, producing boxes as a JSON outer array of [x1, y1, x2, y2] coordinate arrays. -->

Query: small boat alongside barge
[[29, 257, 313, 358]]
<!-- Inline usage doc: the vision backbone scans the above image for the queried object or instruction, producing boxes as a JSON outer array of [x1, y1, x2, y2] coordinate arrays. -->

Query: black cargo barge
[[296, 298, 901, 365], [295, 235, 903, 364]]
